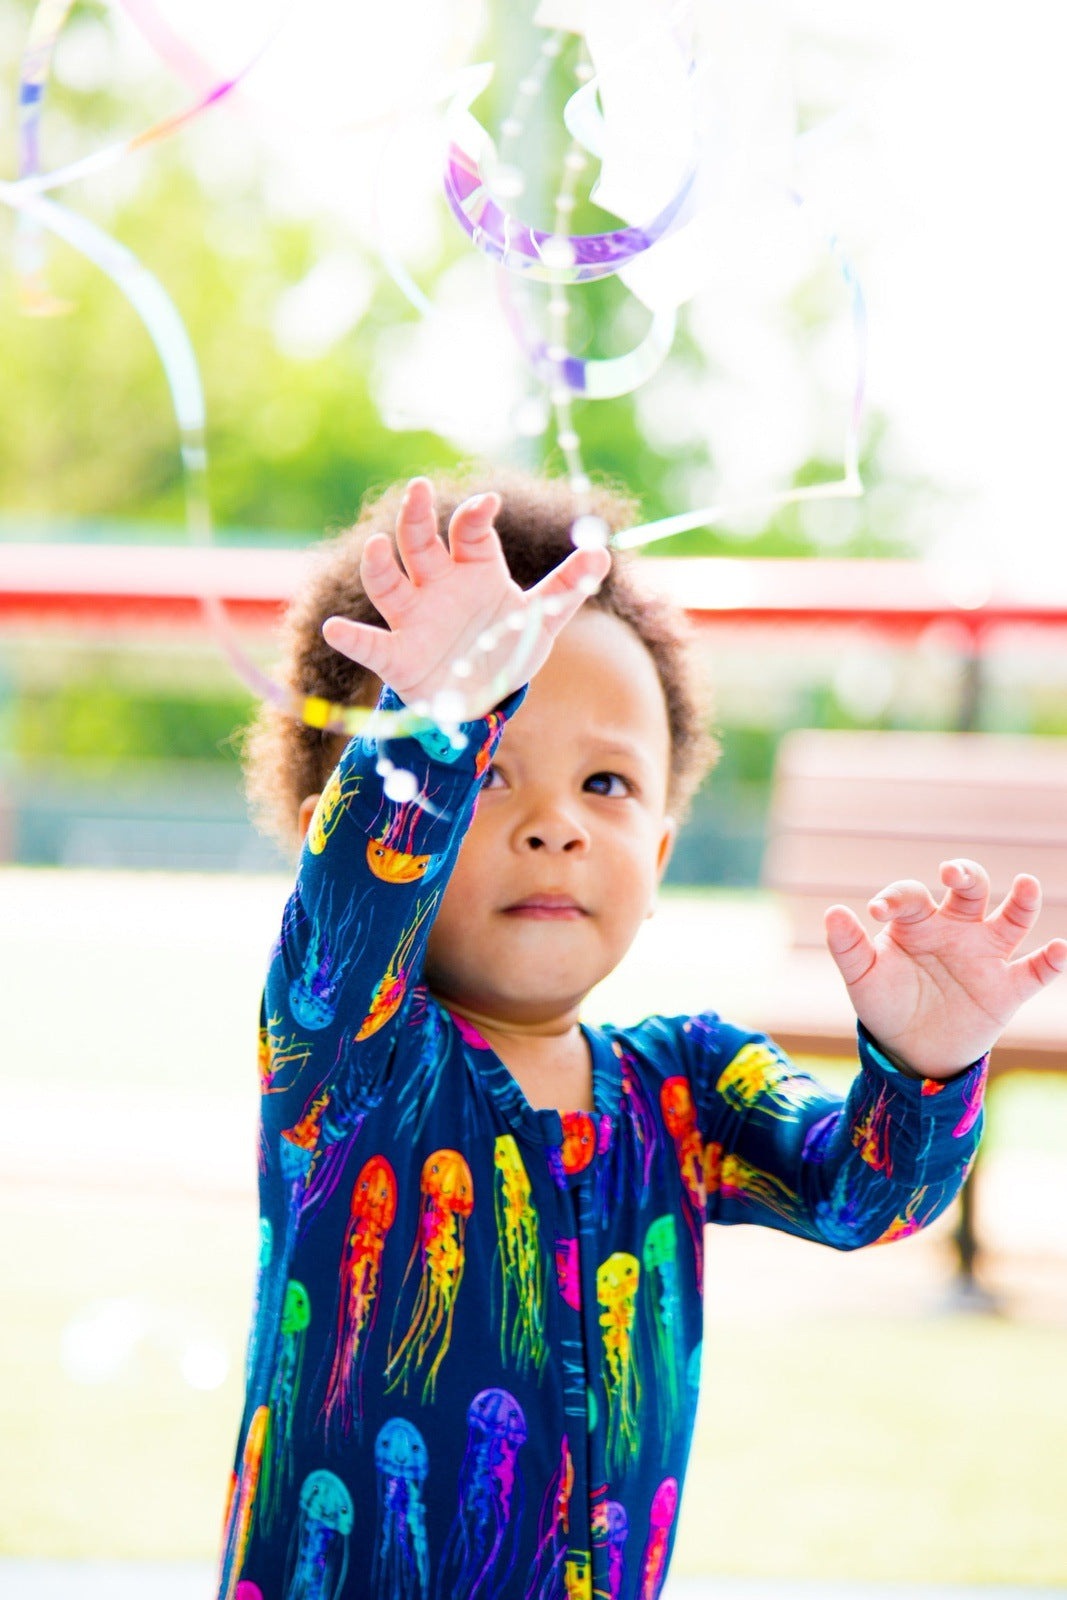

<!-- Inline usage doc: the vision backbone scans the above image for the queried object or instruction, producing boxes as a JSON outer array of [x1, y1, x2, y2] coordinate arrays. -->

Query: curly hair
[[244, 469, 716, 853]]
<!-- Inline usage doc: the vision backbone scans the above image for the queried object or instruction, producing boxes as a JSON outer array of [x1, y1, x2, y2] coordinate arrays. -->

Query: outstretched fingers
[[1008, 936, 1067, 1006], [528, 545, 612, 633], [447, 492, 504, 564], [824, 904, 877, 987], [937, 858, 992, 921], [985, 872, 1043, 951], [867, 878, 940, 928], [394, 476, 451, 586]]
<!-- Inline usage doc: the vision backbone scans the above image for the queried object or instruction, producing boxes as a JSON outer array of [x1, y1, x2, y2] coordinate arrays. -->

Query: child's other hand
[[824, 860, 1067, 1078], [321, 477, 611, 714]]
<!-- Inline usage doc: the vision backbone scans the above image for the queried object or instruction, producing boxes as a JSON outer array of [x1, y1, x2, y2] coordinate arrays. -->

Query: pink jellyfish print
[[592, 1497, 629, 1600], [260, 1279, 311, 1530], [218, 1405, 268, 1600], [282, 1470, 353, 1600], [323, 1155, 398, 1436], [373, 1417, 430, 1600], [660, 1076, 706, 1291], [494, 1134, 547, 1378], [596, 1252, 642, 1479], [953, 1057, 988, 1137], [554, 1235, 581, 1310], [386, 1148, 474, 1402], [437, 1388, 528, 1599], [367, 798, 446, 885], [356, 895, 439, 1040], [638, 1478, 678, 1600], [235, 1585, 264, 1600], [523, 1434, 573, 1599]]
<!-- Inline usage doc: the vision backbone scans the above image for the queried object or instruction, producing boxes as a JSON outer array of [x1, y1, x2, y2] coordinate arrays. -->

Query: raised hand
[[824, 859, 1067, 1077], [321, 478, 611, 716]]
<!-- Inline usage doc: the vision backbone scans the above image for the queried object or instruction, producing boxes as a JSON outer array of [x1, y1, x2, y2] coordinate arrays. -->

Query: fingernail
[[870, 897, 889, 916]]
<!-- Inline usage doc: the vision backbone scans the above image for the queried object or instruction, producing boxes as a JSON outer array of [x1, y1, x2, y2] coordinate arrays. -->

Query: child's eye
[[481, 763, 506, 790], [584, 771, 632, 798]]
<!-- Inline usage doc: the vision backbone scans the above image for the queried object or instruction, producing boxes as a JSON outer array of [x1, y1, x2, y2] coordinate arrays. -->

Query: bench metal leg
[[947, 1150, 999, 1311]]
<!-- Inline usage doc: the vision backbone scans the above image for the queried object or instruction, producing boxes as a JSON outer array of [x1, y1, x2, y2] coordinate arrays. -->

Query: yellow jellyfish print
[[367, 799, 446, 885], [494, 1135, 547, 1378], [875, 1186, 931, 1244], [597, 1252, 641, 1478], [386, 1148, 474, 1403], [719, 1153, 798, 1225], [355, 895, 439, 1041], [716, 1041, 821, 1120], [258, 1015, 312, 1097], [852, 1084, 894, 1176], [565, 1549, 593, 1600], [218, 1404, 268, 1600], [307, 766, 361, 855]]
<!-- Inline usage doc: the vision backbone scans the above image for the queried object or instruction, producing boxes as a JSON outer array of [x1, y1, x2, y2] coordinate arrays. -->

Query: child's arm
[[824, 859, 1066, 1077]]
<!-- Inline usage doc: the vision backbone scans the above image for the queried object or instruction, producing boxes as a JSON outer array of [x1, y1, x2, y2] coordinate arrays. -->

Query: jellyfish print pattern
[[261, 1280, 311, 1531], [367, 798, 446, 884], [218, 1405, 268, 1600], [716, 1041, 822, 1121], [437, 1388, 528, 1600], [638, 1478, 678, 1600], [851, 1083, 894, 1176], [494, 1135, 547, 1379], [244, 1218, 272, 1386], [356, 895, 439, 1041], [641, 1217, 685, 1456], [288, 886, 364, 1032], [282, 1470, 353, 1600], [373, 1418, 430, 1600], [720, 1153, 798, 1226], [596, 1252, 641, 1479], [323, 1155, 398, 1437], [592, 1499, 629, 1600], [523, 1434, 573, 1600], [307, 767, 361, 856], [659, 1077, 707, 1290], [386, 1149, 474, 1403]]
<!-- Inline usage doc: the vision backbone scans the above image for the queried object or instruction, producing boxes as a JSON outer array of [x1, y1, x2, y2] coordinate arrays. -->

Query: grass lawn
[[2, 868, 1065, 1579]]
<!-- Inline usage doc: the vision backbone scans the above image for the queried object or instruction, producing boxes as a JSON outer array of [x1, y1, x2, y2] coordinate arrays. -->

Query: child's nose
[[516, 794, 590, 854]]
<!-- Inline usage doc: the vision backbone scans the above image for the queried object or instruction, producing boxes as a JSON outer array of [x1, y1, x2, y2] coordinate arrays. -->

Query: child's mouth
[[503, 895, 587, 920]]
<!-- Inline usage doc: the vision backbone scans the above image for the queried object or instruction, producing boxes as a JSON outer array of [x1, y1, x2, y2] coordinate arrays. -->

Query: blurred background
[[1, 0, 1065, 1591]]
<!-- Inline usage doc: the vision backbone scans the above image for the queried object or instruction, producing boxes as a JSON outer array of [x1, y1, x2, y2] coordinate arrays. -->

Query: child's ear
[[648, 816, 677, 915], [298, 793, 321, 842]]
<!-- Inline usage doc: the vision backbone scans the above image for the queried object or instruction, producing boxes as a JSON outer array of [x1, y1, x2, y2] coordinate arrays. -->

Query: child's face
[[424, 607, 676, 1027]]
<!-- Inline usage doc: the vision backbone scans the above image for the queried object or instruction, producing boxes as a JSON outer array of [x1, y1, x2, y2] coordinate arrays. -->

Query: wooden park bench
[[756, 729, 1067, 1295]]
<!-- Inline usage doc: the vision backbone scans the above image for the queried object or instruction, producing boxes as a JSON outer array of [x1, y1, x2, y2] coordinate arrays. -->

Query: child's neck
[[440, 999, 594, 1115]]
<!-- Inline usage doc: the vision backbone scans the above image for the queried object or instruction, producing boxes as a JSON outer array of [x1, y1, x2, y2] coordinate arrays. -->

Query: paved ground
[[1, 1565, 1064, 1599]]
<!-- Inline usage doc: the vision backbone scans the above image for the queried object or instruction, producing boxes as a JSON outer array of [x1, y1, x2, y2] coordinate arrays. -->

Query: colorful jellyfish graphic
[[282, 1470, 353, 1600], [474, 711, 506, 780], [258, 1016, 312, 1097], [373, 1418, 430, 1600], [614, 1043, 660, 1195], [875, 1185, 932, 1244], [560, 1113, 597, 1177], [638, 1478, 678, 1600], [288, 886, 364, 1031], [953, 1057, 987, 1138], [307, 766, 361, 856], [524, 1434, 573, 1599], [367, 798, 446, 885], [852, 1083, 894, 1176], [596, 1252, 641, 1478], [494, 1135, 547, 1378], [244, 1218, 273, 1386], [235, 1583, 264, 1600], [641, 1216, 685, 1456], [260, 1280, 311, 1530], [437, 1388, 528, 1599], [659, 1076, 706, 1290], [218, 1405, 268, 1600], [554, 1236, 581, 1310], [396, 998, 451, 1141], [387, 1148, 474, 1402], [564, 1550, 593, 1599], [716, 1041, 821, 1120], [323, 1155, 398, 1436], [356, 895, 439, 1041], [592, 1498, 629, 1600], [719, 1153, 798, 1225]]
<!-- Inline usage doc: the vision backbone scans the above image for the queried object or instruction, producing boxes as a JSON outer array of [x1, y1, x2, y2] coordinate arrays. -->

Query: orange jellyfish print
[[355, 895, 439, 1041], [561, 1112, 597, 1177], [875, 1185, 932, 1244], [307, 766, 361, 856], [494, 1135, 547, 1378], [638, 1477, 678, 1600], [852, 1083, 894, 1176], [386, 1148, 474, 1403], [367, 799, 446, 885], [716, 1041, 821, 1121], [218, 1404, 268, 1600], [659, 1076, 706, 1290], [323, 1156, 398, 1437], [596, 1252, 641, 1478]]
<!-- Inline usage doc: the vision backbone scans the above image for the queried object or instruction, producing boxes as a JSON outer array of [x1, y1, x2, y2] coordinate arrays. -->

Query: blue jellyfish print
[[287, 885, 364, 1031], [373, 1417, 430, 1600], [437, 1388, 528, 1599], [282, 1470, 352, 1600], [244, 1217, 273, 1386]]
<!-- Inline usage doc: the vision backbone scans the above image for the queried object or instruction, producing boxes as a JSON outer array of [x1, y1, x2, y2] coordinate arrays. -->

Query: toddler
[[221, 471, 1064, 1600]]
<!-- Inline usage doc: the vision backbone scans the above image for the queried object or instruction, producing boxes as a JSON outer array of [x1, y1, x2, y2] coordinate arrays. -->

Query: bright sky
[[64, 2, 1067, 572]]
